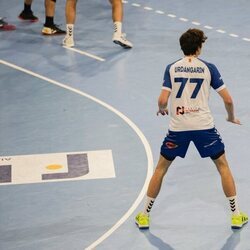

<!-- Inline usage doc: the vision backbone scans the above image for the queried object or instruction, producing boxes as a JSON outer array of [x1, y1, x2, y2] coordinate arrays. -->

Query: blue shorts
[[160, 128, 225, 161]]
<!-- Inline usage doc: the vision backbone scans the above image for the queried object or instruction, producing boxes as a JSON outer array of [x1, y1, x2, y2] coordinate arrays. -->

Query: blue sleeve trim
[[199, 59, 225, 89], [163, 64, 172, 89], [163, 59, 180, 89]]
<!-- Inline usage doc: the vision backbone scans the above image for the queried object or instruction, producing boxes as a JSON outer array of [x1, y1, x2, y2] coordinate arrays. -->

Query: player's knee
[[212, 152, 231, 172], [160, 153, 175, 162], [210, 150, 225, 160]]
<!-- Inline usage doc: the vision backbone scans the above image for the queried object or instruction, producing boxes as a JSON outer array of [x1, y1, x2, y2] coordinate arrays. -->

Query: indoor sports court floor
[[0, 0, 250, 249]]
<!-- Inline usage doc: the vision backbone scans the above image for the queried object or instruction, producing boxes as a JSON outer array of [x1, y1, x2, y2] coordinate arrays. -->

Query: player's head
[[179, 29, 207, 56]]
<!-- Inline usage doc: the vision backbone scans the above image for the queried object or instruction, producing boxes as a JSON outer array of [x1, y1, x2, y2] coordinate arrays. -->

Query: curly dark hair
[[179, 29, 207, 55]]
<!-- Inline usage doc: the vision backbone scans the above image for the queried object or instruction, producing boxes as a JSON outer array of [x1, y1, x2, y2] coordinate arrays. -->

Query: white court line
[[242, 37, 250, 42], [0, 59, 154, 250], [229, 33, 239, 38], [179, 17, 189, 22], [131, 3, 140, 7], [192, 21, 201, 26], [155, 10, 165, 14], [204, 25, 213, 30], [63, 46, 105, 62], [127, 1, 248, 43], [167, 14, 176, 18], [144, 6, 153, 11], [216, 29, 226, 34]]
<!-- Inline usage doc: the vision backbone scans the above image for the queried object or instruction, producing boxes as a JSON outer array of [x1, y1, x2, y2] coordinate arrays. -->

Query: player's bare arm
[[157, 89, 170, 116], [218, 88, 241, 125]]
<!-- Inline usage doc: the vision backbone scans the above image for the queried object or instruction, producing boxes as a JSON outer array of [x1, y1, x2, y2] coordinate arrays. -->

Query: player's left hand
[[227, 117, 242, 125]]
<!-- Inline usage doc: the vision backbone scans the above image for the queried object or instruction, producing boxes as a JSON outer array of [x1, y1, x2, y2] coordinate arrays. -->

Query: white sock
[[113, 21, 122, 34], [66, 24, 74, 37], [228, 196, 240, 215], [143, 196, 155, 215]]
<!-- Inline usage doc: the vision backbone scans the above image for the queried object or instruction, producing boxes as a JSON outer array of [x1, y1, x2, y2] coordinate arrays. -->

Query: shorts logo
[[166, 142, 178, 149]]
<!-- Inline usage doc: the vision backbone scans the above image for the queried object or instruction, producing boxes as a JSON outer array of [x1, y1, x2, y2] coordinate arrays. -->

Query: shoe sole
[[62, 44, 74, 48], [42, 32, 66, 36], [0, 26, 16, 31], [231, 220, 248, 229], [135, 221, 149, 229], [113, 40, 132, 49], [18, 17, 39, 22]]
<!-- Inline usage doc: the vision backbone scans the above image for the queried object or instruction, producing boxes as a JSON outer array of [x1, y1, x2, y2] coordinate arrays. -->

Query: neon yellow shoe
[[135, 212, 150, 229], [231, 212, 248, 229]]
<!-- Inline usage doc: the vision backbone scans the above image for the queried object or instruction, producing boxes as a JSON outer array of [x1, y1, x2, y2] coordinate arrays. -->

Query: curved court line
[[0, 59, 154, 250]]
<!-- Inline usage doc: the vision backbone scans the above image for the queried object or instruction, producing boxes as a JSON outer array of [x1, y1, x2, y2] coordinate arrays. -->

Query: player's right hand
[[157, 109, 168, 116]]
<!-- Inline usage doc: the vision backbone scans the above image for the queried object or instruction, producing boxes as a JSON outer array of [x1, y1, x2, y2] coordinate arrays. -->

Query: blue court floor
[[0, 0, 250, 249]]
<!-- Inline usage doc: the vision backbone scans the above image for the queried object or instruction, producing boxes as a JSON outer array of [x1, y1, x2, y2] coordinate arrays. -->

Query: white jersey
[[162, 57, 226, 131]]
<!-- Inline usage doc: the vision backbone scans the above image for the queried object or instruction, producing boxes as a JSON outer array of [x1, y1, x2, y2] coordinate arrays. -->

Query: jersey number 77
[[174, 77, 204, 98]]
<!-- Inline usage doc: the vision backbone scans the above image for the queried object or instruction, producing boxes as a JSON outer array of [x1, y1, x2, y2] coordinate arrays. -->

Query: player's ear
[[196, 47, 201, 56]]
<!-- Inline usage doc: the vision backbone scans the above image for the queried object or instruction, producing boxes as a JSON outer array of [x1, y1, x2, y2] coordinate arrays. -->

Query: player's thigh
[[193, 128, 225, 159]]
